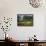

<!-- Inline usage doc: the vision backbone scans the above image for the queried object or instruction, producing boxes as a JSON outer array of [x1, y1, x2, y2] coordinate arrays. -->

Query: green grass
[[17, 19, 33, 26]]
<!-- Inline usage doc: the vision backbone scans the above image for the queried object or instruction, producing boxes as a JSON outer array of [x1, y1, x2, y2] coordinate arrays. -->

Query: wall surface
[[0, 0, 46, 40]]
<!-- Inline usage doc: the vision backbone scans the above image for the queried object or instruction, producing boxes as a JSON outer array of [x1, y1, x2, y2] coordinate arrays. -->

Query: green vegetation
[[17, 15, 33, 26]]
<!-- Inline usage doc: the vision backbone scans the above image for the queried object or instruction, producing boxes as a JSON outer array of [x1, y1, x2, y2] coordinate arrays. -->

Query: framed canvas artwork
[[17, 14, 33, 26]]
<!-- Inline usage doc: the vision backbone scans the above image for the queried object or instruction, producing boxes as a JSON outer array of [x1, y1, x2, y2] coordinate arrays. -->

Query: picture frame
[[17, 14, 33, 26]]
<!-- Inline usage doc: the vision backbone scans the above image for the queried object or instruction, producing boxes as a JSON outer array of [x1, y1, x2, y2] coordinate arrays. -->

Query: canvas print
[[17, 14, 33, 26]]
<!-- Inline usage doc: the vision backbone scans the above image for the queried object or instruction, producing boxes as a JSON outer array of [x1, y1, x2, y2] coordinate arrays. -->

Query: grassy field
[[17, 19, 33, 26]]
